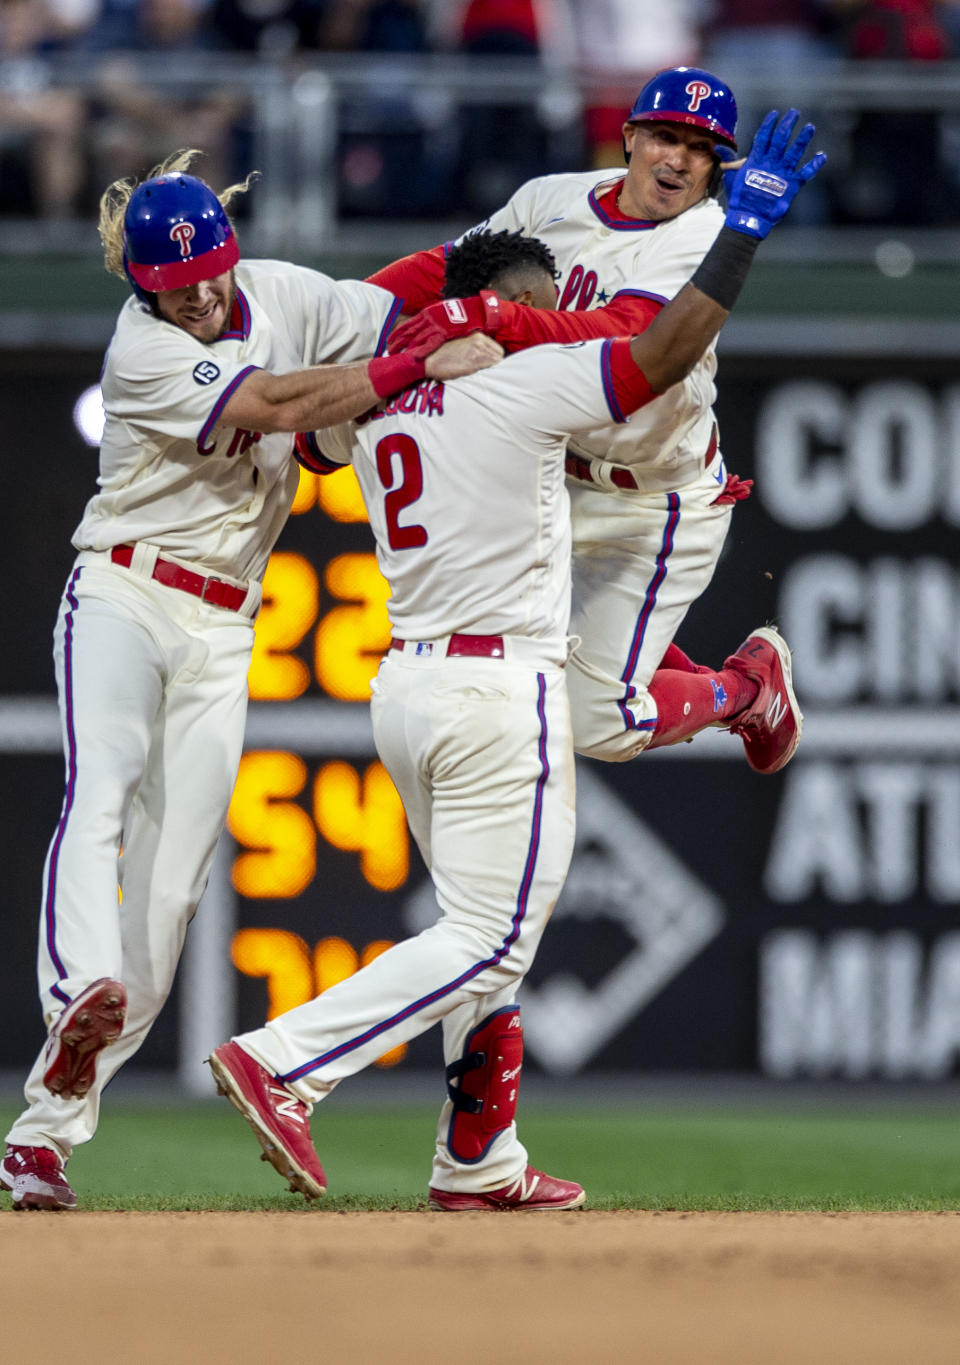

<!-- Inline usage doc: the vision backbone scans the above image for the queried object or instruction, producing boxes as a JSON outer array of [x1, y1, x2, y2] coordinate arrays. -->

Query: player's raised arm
[[627, 110, 825, 395]]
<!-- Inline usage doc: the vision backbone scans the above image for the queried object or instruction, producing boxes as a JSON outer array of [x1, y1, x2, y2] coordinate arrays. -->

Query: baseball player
[[0, 151, 498, 1212], [372, 67, 806, 774], [208, 115, 825, 1211]]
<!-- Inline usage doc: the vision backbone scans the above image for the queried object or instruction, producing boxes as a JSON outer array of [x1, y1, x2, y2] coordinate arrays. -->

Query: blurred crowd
[[2, 0, 960, 227]]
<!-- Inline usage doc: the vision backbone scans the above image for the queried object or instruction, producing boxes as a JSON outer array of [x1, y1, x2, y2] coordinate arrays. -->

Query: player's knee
[[572, 716, 653, 763], [441, 901, 547, 978], [567, 667, 657, 763], [573, 731, 658, 764]]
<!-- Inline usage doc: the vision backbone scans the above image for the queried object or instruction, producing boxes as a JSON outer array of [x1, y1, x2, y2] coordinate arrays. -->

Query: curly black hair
[[442, 228, 558, 299]]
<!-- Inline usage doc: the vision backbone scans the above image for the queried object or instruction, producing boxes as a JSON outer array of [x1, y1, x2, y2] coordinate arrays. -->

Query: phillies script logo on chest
[[170, 221, 196, 258], [197, 426, 261, 458], [685, 79, 711, 112]]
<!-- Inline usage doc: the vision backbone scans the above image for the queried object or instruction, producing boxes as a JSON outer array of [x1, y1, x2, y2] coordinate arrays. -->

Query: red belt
[[565, 424, 718, 491], [390, 634, 505, 658], [110, 544, 248, 613]]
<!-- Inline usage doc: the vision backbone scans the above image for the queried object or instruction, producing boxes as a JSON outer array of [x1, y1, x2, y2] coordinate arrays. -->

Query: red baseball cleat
[[428, 1165, 585, 1211], [723, 626, 803, 774], [207, 1041, 326, 1200], [42, 977, 127, 1100], [0, 1145, 78, 1211]]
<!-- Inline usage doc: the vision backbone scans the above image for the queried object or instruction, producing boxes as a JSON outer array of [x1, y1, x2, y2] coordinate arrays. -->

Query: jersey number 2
[[376, 434, 427, 550]]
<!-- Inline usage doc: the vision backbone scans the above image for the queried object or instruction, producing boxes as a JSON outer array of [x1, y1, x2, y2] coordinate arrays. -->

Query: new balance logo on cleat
[[508, 1169, 541, 1203], [766, 691, 789, 730], [207, 1042, 326, 1200], [271, 1091, 306, 1124]]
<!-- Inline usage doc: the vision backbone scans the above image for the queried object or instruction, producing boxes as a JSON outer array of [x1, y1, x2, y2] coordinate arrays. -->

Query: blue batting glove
[[725, 109, 827, 240]]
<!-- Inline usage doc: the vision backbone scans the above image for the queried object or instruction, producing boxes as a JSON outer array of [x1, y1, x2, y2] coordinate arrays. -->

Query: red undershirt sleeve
[[604, 336, 657, 420], [365, 245, 447, 313], [495, 292, 664, 351]]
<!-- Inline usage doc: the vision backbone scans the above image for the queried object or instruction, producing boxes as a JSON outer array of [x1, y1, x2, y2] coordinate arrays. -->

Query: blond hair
[[98, 149, 258, 282]]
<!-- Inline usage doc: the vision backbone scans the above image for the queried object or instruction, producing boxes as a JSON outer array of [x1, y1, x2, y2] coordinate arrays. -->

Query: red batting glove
[[712, 473, 754, 505], [388, 291, 503, 354]]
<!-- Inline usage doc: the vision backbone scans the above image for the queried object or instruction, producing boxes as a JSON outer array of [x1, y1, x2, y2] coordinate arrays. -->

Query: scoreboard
[[3, 340, 960, 1091]]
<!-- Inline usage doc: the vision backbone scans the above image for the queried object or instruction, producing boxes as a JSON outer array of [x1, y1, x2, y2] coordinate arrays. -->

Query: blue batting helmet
[[626, 67, 738, 150], [123, 172, 239, 298]]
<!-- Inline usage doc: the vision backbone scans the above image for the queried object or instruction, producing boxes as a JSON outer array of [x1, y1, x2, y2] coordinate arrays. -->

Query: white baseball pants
[[566, 459, 734, 761], [7, 552, 255, 1158], [235, 636, 577, 1193]]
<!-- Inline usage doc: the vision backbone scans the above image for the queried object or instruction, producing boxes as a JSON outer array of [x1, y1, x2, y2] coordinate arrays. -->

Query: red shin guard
[[445, 1007, 523, 1164]]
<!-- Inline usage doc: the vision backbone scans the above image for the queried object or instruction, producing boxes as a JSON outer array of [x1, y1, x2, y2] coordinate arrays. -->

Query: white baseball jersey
[[4, 260, 398, 1164], [467, 171, 724, 491], [73, 260, 398, 583], [233, 340, 646, 1194], [313, 338, 633, 641]]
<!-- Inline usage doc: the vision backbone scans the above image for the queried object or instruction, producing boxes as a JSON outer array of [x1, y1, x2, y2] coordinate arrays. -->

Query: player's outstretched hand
[[424, 332, 504, 381], [389, 291, 503, 354], [723, 110, 826, 240]]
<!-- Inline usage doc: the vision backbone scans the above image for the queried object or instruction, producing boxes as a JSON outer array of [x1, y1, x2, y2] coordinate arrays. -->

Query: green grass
[[4, 1100, 960, 1212]]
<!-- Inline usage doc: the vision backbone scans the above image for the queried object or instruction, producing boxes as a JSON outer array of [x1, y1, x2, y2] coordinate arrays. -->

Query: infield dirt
[[5, 1209, 960, 1363]]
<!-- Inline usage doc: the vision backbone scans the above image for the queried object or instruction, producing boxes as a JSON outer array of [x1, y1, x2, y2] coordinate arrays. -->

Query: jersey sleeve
[[295, 421, 354, 474], [604, 337, 658, 417], [298, 273, 401, 364], [101, 328, 262, 443], [473, 339, 654, 439]]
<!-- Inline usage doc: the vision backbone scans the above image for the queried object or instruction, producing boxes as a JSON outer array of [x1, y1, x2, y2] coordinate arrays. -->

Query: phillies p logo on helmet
[[123, 172, 239, 296], [626, 66, 738, 150], [684, 80, 711, 113], [170, 222, 196, 259]]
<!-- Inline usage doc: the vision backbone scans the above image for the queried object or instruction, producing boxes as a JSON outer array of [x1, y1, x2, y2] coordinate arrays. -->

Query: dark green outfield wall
[[2, 253, 960, 337]]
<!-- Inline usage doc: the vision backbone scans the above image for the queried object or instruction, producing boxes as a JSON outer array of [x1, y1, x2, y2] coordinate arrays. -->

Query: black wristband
[[691, 227, 761, 311]]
